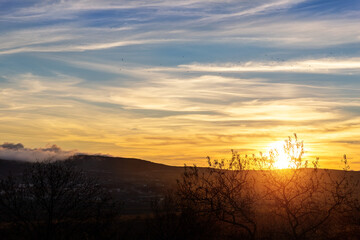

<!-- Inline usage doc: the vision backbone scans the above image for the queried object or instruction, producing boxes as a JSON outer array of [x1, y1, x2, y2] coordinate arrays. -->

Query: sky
[[1, 0, 360, 169]]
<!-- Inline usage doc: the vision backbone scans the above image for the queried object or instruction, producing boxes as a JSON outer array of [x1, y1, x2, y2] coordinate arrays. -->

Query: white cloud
[[0, 143, 75, 162]]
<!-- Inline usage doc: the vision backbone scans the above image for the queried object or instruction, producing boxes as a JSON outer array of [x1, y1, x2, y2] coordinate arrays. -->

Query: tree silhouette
[[176, 134, 357, 240], [177, 150, 259, 240], [146, 192, 219, 240], [261, 135, 351, 239], [0, 160, 120, 240], [336, 163, 360, 239]]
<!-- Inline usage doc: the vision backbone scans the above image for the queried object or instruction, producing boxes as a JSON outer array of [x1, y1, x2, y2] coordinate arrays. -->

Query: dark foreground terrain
[[0, 155, 359, 240], [0, 155, 183, 214]]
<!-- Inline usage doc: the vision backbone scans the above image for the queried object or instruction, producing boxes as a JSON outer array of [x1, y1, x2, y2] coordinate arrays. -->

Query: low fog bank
[[0, 142, 76, 162]]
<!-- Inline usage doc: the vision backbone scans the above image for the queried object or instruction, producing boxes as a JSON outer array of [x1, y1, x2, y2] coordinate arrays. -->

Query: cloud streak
[[172, 58, 360, 74]]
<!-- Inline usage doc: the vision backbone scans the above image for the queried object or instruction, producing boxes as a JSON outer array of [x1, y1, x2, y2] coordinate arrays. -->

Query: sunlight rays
[[267, 138, 304, 169]]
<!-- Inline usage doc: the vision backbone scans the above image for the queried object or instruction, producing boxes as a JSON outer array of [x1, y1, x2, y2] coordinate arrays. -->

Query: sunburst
[[267, 140, 303, 169]]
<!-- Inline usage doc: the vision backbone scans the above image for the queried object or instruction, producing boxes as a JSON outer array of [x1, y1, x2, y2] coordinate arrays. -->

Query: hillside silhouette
[[1, 152, 360, 239], [0, 155, 184, 214], [1, 154, 359, 215]]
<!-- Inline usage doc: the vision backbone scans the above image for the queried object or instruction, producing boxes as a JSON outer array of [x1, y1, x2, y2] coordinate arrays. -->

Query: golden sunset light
[[267, 140, 301, 169], [1, 1, 360, 239]]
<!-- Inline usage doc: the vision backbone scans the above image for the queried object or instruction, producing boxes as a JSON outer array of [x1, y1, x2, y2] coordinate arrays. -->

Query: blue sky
[[1, 0, 360, 168]]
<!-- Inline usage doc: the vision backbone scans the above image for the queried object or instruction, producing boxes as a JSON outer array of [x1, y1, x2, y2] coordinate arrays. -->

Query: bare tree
[[335, 161, 360, 239], [343, 194, 360, 238], [176, 134, 357, 240], [0, 160, 120, 240], [261, 135, 351, 240], [177, 150, 260, 240], [146, 191, 218, 240]]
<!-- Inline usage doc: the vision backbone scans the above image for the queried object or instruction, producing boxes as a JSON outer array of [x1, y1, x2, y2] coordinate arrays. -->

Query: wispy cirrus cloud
[[0, 69, 359, 166], [0, 39, 178, 55], [168, 58, 360, 74], [1, 0, 360, 168], [2, 0, 304, 20], [1, 0, 359, 56]]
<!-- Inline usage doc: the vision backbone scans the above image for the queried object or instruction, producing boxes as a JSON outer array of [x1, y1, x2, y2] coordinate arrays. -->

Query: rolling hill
[[0, 155, 184, 214], [1, 154, 359, 215]]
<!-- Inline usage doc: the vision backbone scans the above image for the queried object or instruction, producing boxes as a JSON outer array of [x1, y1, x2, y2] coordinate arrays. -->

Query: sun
[[267, 140, 303, 169]]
